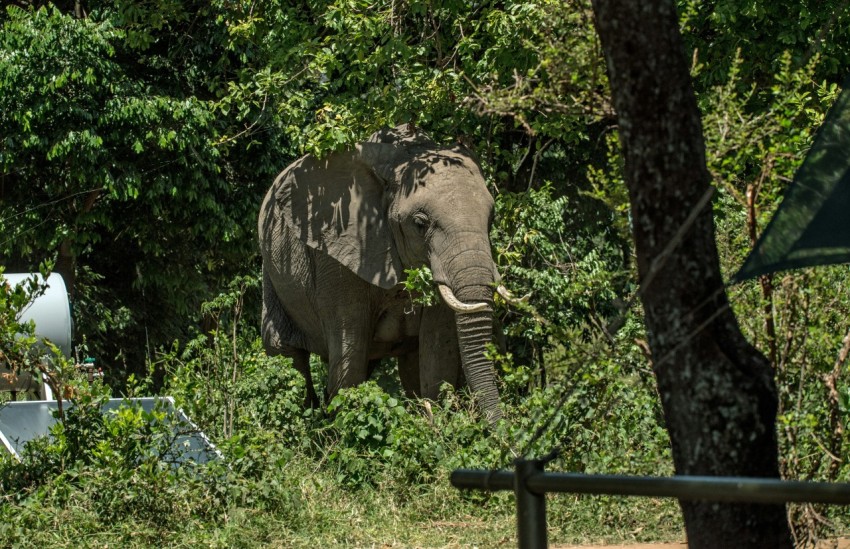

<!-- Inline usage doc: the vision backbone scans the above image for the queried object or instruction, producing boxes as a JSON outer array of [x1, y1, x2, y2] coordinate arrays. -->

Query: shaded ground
[[555, 538, 850, 548]]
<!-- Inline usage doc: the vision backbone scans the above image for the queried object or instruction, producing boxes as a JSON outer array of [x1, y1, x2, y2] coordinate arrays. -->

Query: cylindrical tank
[[4, 273, 72, 358]]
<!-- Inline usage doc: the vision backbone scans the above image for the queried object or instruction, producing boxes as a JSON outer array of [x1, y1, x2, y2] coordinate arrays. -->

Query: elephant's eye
[[413, 212, 430, 233]]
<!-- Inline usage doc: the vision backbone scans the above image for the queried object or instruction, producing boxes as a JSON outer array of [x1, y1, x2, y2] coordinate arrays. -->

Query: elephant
[[259, 124, 514, 424]]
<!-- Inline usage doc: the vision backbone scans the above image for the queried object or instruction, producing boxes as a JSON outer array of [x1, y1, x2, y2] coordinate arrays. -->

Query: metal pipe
[[451, 470, 850, 505], [451, 469, 513, 491], [514, 459, 548, 549]]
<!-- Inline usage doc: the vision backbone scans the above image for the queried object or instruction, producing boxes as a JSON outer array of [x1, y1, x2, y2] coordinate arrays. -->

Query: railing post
[[515, 458, 548, 549]]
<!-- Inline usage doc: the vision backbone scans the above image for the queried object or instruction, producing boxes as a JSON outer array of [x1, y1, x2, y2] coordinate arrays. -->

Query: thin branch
[[527, 137, 554, 191], [214, 93, 270, 147]]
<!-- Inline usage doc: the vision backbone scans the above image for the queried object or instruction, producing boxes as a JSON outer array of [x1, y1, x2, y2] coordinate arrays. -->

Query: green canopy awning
[[733, 80, 850, 283]]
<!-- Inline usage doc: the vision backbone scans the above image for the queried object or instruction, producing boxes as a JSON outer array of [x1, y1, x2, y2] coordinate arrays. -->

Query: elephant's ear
[[276, 146, 403, 289]]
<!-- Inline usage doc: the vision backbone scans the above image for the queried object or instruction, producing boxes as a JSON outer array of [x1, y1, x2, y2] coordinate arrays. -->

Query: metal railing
[[451, 456, 850, 548]]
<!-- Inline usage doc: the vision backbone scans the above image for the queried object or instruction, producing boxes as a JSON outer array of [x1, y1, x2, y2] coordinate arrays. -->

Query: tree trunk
[[589, 0, 792, 546], [55, 239, 76, 301], [54, 189, 101, 301]]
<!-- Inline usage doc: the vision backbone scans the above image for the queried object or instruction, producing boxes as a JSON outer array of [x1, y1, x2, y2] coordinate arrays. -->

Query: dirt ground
[[552, 543, 688, 549]]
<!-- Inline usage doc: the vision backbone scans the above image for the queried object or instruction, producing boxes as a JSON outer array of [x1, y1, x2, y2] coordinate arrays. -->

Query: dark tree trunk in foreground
[[590, 0, 793, 546]]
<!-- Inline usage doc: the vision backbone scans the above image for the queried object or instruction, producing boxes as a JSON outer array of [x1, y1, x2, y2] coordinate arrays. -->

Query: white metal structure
[[0, 397, 220, 464]]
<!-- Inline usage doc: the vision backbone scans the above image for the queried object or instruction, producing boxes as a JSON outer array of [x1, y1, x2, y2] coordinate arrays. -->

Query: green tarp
[[733, 81, 850, 282]]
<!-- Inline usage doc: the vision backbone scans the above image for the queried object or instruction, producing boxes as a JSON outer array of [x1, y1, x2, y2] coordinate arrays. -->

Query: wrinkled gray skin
[[259, 125, 502, 424]]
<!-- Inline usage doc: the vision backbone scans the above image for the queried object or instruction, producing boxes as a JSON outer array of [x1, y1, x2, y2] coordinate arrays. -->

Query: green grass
[[0, 451, 685, 548], [0, 340, 690, 548]]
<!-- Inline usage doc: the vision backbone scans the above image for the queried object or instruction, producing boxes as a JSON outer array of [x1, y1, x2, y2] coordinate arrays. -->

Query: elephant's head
[[276, 125, 503, 423]]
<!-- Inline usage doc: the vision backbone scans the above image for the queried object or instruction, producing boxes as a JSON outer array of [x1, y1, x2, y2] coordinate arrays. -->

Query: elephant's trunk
[[451, 283, 503, 425], [455, 309, 502, 425], [431, 233, 503, 425]]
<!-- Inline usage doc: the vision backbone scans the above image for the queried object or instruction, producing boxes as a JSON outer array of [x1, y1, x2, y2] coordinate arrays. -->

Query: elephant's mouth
[[438, 284, 527, 313]]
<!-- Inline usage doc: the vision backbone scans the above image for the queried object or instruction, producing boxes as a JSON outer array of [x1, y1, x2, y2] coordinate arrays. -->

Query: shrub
[[0, 377, 233, 542], [323, 382, 437, 486]]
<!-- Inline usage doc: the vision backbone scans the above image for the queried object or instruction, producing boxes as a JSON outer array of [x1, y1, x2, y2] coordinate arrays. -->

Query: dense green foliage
[[0, 2, 282, 376], [2, 0, 850, 545], [1, 290, 679, 546], [0, 268, 41, 377]]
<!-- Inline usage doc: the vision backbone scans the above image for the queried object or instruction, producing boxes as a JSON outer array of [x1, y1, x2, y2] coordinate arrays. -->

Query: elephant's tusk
[[438, 285, 489, 313], [496, 284, 531, 305]]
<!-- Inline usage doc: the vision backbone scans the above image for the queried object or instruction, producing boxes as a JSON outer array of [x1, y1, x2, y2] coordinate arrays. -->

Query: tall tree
[[0, 3, 283, 374], [590, 0, 793, 546]]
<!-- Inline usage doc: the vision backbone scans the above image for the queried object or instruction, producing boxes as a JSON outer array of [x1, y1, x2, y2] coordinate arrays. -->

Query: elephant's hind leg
[[262, 270, 305, 354], [293, 349, 320, 408], [262, 270, 319, 408]]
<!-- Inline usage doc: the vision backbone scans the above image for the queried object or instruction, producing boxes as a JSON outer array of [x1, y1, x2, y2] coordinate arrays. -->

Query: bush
[[0, 378, 234, 544], [323, 382, 442, 487]]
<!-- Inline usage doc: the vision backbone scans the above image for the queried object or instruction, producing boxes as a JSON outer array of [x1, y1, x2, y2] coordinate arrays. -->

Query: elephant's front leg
[[398, 351, 420, 398], [319, 270, 377, 400], [325, 321, 374, 399], [418, 304, 462, 400]]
